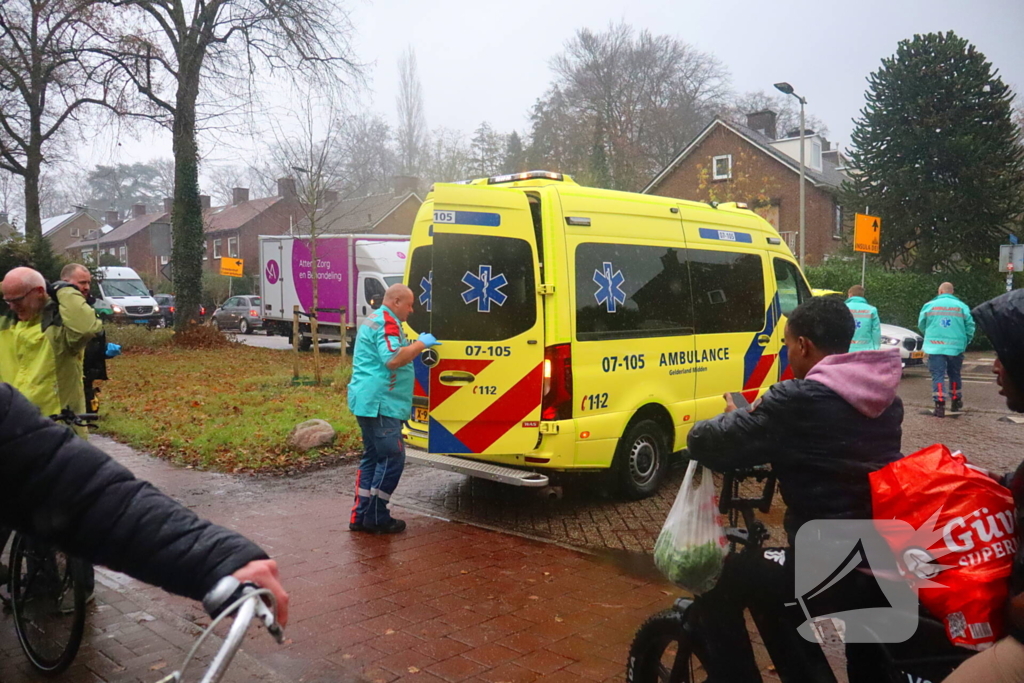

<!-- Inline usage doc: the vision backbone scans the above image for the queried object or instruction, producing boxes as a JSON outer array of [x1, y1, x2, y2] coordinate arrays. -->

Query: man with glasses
[[0, 266, 102, 425]]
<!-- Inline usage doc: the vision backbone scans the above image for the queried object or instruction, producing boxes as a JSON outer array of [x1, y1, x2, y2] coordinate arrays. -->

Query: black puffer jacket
[[688, 349, 905, 544], [0, 383, 267, 600], [973, 289, 1024, 640]]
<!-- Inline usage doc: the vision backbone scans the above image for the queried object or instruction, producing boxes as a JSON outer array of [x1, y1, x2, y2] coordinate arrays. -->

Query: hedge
[[804, 261, 1020, 350]]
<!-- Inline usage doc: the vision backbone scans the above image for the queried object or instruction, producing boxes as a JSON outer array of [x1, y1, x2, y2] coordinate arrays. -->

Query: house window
[[833, 203, 843, 239], [812, 140, 823, 170], [228, 236, 239, 258], [70, 227, 80, 237], [203, 240, 208, 260], [160, 255, 169, 265], [87, 229, 96, 239], [712, 155, 732, 180], [119, 245, 127, 263], [213, 239, 222, 259]]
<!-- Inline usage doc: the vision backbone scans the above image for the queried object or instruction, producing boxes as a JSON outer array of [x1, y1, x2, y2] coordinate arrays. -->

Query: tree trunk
[[22, 150, 43, 240], [171, 74, 203, 330], [310, 233, 322, 384]]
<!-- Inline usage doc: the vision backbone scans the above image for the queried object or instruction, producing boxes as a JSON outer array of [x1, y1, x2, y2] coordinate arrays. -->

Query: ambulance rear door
[[425, 184, 545, 455]]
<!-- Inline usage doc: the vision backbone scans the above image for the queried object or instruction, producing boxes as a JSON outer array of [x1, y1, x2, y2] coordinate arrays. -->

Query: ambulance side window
[[689, 250, 764, 334], [575, 243, 693, 341], [773, 258, 811, 317], [407, 245, 432, 333]]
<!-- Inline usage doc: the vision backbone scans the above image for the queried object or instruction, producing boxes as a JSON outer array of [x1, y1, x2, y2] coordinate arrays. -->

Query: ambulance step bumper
[[406, 450, 550, 487]]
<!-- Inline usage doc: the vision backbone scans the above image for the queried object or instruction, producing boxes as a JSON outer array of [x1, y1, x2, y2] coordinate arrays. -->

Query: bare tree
[[336, 112, 396, 196], [204, 164, 250, 205], [101, 0, 362, 329], [39, 165, 89, 217], [421, 126, 472, 185], [395, 47, 426, 176], [271, 100, 350, 383], [0, 171, 23, 225], [531, 22, 730, 191], [0, 0, 124, 239]]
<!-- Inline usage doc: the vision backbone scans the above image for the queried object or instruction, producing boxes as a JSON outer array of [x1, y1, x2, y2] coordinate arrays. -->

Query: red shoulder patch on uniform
[[382, 311, 401, 337]]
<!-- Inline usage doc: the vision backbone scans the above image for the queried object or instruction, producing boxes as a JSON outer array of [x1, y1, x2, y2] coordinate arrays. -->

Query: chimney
[[105, 210, 121, 228], [277, 177, 297, 200], [324, 189, 339, 204], [132, 203, 147, 218], [200, 195, 211, 210], [163, 197, 173, 214], [232, 187, 249, 205], [746, 110, 778, 140], [391, 175, 419, 197]]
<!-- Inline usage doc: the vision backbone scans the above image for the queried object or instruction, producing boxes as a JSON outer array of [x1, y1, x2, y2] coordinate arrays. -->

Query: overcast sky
[[83, 0, 1024, 179]]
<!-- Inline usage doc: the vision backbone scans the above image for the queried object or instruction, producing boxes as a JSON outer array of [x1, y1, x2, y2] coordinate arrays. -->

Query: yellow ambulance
[[403, 171, 812, 498]]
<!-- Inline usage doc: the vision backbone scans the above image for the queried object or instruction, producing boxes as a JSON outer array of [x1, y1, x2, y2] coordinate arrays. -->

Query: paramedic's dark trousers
[[351, 415, 405, 529], [693, 548, 882, 682], [928, 353, 963, 405]]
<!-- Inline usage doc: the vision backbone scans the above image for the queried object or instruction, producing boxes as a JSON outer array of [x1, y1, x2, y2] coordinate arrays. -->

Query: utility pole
[[775, 82, 808, 268]]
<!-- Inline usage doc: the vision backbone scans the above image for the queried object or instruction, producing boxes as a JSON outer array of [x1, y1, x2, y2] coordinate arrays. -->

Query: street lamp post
[[774, 82, 808, 268]]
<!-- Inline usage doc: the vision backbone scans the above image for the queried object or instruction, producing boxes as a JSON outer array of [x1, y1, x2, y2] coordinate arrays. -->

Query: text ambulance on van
[[402, 170, 812, 499]]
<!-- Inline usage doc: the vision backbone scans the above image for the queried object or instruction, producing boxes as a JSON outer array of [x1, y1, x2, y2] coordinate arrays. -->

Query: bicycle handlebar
[[49, 409, 99, 428], [158, 577, 283, 683]]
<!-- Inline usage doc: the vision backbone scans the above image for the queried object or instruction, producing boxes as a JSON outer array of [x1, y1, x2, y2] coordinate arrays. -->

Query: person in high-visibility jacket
[[918, 282, 975, 417], [845, 285, 881, 351]]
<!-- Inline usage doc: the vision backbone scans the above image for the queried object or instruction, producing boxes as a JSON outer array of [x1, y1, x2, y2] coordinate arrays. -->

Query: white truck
[[259, 234, 409, 349], [94, 266, 163, 326]]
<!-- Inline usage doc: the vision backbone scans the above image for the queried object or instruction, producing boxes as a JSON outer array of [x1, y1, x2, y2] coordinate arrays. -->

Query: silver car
[[880, 323, 925, 368], [212, 295, 263, 334]]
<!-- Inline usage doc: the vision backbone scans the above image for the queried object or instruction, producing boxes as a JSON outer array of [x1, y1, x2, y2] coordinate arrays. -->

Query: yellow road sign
[[854, 214, 881, 254], [220, 258, 244, 277]]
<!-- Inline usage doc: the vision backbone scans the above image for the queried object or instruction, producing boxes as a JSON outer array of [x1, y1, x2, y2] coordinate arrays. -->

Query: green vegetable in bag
[[654, 532, 724, 594]]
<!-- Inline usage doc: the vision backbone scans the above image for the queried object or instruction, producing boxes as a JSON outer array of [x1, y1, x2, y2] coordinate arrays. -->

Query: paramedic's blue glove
[[105, 343, 122, 358], [418, 333, 441, 348]]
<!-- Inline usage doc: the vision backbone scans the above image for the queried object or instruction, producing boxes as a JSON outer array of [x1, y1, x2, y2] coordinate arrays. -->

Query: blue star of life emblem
[[855, 320, 862, 329], [593, 262, 626, 313], [461, 265, 508, 313], [940, 318, 952, 328], [419, 270, 432, 312]]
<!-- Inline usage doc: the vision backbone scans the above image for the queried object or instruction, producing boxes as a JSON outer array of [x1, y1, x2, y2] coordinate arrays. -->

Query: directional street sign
[[220, 258, 244, 278], [854, 214, 881, 254]]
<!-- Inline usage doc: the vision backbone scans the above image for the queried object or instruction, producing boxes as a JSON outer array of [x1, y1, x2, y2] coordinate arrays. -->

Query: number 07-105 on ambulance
[[402, 170, 812, 499]]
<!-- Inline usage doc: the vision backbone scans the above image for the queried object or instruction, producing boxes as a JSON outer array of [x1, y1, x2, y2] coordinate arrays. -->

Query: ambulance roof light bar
[[487, 170, 564, 185]]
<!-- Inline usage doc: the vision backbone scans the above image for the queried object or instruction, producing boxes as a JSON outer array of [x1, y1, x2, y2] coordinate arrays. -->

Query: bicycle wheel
[[9, 534, 87, 675], [627, 608, 709, 683]]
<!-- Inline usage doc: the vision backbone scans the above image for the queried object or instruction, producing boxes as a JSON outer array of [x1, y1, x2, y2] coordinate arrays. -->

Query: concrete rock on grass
[[288, 419, 336, 450]]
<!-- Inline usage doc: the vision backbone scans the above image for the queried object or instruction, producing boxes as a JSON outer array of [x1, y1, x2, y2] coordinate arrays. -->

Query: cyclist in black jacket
[[0, 382, 289, 625], [686, 296, 905, 681]]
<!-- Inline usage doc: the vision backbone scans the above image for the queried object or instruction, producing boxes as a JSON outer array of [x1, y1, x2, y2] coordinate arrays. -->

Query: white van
[[94, 267, 162, 326]]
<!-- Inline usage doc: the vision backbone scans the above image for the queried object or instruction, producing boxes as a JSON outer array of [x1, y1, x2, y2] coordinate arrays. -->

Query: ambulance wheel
[[615, 419, 669, 500]]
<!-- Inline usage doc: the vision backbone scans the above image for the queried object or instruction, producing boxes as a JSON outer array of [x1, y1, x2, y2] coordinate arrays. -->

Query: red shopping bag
[[870, 443, 1015, 650]]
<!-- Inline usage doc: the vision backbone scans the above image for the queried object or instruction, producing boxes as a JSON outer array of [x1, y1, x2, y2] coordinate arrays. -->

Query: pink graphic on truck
[[265, 259, 280, 285], [290, 239, 351, 324]]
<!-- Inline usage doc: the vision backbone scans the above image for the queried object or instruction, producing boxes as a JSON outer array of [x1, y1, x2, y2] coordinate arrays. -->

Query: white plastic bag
[[653, 460, 729, 594]]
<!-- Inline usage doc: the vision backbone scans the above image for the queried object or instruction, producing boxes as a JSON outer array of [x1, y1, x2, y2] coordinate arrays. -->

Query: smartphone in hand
[[729, 392, 752, 410]]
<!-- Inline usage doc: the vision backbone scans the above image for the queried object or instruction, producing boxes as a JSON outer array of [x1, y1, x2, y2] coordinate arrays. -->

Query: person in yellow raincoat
[[0, 266, 102, 434]]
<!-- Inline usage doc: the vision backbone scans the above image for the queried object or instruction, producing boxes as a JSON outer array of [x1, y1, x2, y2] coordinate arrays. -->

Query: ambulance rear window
[[407, 245, 432, 334], [431, 233, 536, 341], [574, 243, 694, 341], [689, 250, 765, 334]]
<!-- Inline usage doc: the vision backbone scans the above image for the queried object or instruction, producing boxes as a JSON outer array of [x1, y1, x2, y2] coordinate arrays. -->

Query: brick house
[[643, 111, 851, 265], [66, 203, 172, 282], [293, 188, 422, 236], [42, 208, 104, 254], [202, 179, 305, 275]]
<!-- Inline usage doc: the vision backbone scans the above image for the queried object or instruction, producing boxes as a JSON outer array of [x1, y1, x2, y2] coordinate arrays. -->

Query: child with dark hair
[[683, 295, 906, 681]]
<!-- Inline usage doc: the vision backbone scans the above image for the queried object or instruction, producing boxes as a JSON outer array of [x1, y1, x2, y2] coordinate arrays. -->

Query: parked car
[[212, 295, 263, 334], [152, 294, 207, 326], [881, 323, 925, 368]]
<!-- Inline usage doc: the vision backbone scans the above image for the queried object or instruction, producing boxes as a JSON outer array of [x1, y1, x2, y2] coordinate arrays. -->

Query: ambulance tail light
[[542, 344, 573, 421]]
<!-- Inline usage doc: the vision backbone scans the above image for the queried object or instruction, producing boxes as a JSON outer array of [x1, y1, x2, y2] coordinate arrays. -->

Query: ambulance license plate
[[415, 407, 428, 422], [910, 351, 924, 359]]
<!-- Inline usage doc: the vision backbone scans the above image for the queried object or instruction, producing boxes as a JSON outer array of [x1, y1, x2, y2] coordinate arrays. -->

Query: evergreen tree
[[503, 131, 526, 173], [587, 117, 612, 189], [847, 31, 1024, 272]]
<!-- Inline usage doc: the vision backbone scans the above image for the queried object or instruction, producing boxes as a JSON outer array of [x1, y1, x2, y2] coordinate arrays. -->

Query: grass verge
[[98, 341, 361, 474]]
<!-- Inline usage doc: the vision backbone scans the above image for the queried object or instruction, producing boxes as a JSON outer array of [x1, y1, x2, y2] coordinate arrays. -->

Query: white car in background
[[881, 323, 925, 368]]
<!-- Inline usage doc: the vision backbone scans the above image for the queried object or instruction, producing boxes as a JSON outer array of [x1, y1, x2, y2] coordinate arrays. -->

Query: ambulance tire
[[615, 419, 669, 500]]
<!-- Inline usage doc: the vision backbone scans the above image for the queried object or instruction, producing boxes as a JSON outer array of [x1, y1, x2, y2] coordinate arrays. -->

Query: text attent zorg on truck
[[260, 234, 409, 350], [402, 170, 813, 499]]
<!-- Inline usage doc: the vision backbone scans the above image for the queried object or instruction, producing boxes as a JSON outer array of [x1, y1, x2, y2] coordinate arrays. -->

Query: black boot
[[951, 398, 963, 413], [934, 401, 945, 418]]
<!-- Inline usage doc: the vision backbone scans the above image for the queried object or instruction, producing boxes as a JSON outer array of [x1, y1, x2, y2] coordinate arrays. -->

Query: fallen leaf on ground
[[149, 662, 167, 671], [408, 666, 420, 673]]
